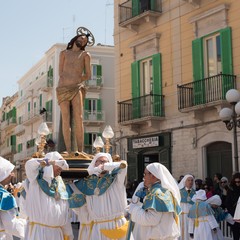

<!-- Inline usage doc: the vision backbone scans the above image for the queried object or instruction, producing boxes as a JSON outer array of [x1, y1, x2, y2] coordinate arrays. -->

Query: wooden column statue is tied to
[[56, 27, 95, 155]]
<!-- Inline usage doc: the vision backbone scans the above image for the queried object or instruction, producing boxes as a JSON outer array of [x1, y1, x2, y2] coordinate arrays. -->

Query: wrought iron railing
[[47, 77, 53, 87], [85, 76, 102, 87], [84, 110, 105, 122], [119, 0, 162, 24], [177, 73, 236, 110], [118, 94, 164, 123], [43, 111, 52, 122]]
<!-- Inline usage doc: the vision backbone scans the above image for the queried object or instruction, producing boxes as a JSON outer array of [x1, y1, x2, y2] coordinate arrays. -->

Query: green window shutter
[[97, 99, 102, 120], [84, 132, 89, 145], [97, 99, 102, 111], [97, 65, 102, 76], [45, 101, 49, 111], [150, 0, 156, 10], [96, 65, 102, 85], [49, 66, 53, 79], [84, 98, 89, 110], [48, 100, 53, 112], [152, 53, 162, 95], [8, 110, 12, 119], [131, 61, 141, 119], [39, 94, 42, 108], [192, 38, 204, 81], [132, 0, 140, 17], [11, 135, 16, 146], [220, 27, 234, 96], [18, 143, 22, 153], [152, 53, 163, 116], [192, 38, 205, 105], [28, 102, 31, 112], [12, 107, 16, 118], [47, 66, 53, 87], [220, 27, 233, 75]]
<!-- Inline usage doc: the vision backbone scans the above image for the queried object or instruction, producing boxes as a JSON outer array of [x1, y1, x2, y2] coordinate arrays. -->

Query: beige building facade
[[114, 0, 240, 182], [0, 42, 115, 182]]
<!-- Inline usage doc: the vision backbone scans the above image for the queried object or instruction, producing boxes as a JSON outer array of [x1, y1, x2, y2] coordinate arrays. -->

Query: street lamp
[[93, 125, 114, 153], [34, 122, 50, 158], [93, 136, 104, 153], [219, 89, 240, 172]]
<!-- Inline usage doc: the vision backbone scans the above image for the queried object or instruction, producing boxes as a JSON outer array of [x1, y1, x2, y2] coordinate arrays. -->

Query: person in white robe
[[66, 180, 91, 240], [68, 152, 130, 240], [15, 181, 28, 220], [0, 156, 26, 240], [128, 162, 182, 240], [130, 181, 147, 239], [188, 189, 218, 240], [178, 174, 196, 240], [233, 196, 240, 223], [206, 195, 234, 240], [24, 151, 73, 240]]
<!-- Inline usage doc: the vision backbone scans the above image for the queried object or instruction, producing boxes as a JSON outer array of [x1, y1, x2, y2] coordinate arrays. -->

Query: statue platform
[[61, 151, 94, 179]]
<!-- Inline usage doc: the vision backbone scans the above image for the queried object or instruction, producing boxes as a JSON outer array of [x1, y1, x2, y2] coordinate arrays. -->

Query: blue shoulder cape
[[0, 185, 17, 211], [180, 188, 195, 205], [213, 207, 229, 223], [37, 167, 69, 200], [66, 184, 86, 209], [74, 167, 121, 196], [135, 187, 147, 203], [188, 201, 214, 218], [143, 183, 181, 215]]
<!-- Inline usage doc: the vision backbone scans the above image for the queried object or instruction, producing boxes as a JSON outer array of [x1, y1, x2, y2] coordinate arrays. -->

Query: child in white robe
[[206, 195, 234, 240], [188, 189, 218, 240]]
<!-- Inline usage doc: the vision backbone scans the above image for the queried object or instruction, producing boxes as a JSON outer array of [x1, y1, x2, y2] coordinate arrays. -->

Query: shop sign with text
[[132, 136, 159, 149]]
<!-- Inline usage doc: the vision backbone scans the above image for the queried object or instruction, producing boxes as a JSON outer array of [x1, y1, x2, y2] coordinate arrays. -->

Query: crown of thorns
[[76, 27, 95, 46]]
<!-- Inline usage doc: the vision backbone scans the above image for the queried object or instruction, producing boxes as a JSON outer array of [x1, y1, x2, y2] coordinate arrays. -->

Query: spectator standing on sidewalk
[[226, 172, 240, 240]]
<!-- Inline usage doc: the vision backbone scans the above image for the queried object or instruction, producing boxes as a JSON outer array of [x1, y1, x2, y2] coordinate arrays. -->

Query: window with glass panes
[[204, 34, 222, 77]]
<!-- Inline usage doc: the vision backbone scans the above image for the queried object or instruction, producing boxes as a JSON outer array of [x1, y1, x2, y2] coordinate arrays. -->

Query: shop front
[[127, 132, 171, 182]]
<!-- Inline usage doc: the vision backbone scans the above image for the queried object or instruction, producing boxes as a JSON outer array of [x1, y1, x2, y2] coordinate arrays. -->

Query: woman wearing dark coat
[[226, 172, 240, 240]]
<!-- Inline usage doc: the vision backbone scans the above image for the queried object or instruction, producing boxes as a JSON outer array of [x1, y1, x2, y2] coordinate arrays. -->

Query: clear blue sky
[[0, 0, 114, 105]]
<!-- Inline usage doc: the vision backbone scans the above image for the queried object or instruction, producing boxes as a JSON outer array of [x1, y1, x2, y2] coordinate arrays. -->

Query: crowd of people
[[176, 172, 240, 240], [0, 152, 240, 240]]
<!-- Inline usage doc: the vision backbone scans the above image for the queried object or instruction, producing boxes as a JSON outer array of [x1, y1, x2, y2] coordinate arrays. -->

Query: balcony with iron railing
[[118, 94, 165, 126], [15, 124, 25, 136], [42, 111, 53, 123], [26, 145, 37, 157], [119, 0, 162, 31], [0, 117, 17, 131], [85, 76, 103, 89], [177, 73, 236, 112], [41, 76, 53, 92], [22, 108, 42, 126], [1, 145, 17, 157], [83, 110, 105, 125]]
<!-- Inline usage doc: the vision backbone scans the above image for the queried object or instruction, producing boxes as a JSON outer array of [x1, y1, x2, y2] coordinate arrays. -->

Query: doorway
[[206, 141, 232, 180]]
